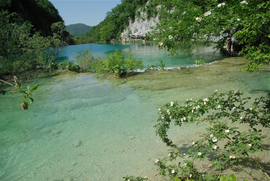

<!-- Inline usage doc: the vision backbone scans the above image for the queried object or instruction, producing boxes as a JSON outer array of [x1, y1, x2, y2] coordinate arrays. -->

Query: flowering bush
[[149, 0, 270, 72], [154, 89, 270, 180]]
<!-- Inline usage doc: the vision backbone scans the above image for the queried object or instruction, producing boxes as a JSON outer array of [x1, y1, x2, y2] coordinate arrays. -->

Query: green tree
[[148, 0, 270, 71], [0, 10, 67, 76]]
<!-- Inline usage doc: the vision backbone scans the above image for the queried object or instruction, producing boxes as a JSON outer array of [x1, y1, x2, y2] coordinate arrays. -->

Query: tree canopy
[[0, 0, 64, 36], [147, 0, 270, 72]]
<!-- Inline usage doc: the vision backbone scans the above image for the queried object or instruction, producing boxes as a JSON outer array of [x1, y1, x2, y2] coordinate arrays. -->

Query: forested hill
[[0, 0, 64, 37], [74, 0, 148, 44], [66, 23, 92, 35]]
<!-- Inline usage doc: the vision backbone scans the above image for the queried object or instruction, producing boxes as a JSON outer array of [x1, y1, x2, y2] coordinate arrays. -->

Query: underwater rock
[[73, 140, 82, 147]]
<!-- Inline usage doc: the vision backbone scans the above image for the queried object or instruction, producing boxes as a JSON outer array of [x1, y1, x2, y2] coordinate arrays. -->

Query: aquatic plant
[[195, 60, 205, 65]]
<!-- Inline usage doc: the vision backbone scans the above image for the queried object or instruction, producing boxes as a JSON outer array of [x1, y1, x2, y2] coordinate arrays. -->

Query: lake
[[57, 42, 224, 68], [0, 43, 269, 181]]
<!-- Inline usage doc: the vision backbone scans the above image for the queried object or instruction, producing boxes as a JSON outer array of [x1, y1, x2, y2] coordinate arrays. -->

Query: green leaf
[[30, 84, 39, 93], [14, 90, 26, 94], [220, 176, 228, 181], [228, 174, 237, 181], [174, 177, 181, 181], [28, 96, 34, 103]]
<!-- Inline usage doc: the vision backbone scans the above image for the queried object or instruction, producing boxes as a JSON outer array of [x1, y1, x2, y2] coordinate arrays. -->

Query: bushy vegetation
[[147, 0, 270, 72], [0, 10, 68, 76], [58, 50, 144, 77]]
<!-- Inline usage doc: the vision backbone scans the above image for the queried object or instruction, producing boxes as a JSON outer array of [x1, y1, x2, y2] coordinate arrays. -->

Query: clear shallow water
[[58, 43, 224, 67], [1, 57, 270, 180]]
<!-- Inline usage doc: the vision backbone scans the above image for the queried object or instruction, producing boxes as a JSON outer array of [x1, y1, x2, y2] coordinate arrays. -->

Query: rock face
[[121, 8, 158, 40]]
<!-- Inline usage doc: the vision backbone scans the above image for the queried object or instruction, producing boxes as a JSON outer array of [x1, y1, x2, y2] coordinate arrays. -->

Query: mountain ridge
[[66, 23, 92, 35]]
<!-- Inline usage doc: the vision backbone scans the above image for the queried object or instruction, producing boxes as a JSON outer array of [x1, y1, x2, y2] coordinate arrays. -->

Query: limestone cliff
[[121, 7, 158, 40]]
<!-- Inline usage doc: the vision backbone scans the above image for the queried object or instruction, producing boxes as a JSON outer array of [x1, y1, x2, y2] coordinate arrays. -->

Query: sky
[[49, 0, 122, 26]]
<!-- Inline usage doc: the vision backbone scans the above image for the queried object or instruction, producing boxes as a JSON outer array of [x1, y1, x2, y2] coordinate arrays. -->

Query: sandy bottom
[[0, 57, 269, 181]]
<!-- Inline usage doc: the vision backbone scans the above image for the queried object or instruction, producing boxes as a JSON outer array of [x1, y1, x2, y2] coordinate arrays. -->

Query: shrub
[[73, 48, 95, 72], [154, 90, 269, 180], [93, 50, 144, 77]]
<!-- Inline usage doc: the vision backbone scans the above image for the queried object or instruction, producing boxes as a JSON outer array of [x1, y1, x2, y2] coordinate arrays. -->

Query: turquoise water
[[58, 43, 224, 67], [0, 46, 269, 180]]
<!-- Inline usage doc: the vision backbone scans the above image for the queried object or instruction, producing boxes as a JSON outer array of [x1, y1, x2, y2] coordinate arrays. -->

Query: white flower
[[192, 109, 194, 113], [198, 152, 202, 156], [158, 42, 163, 46], [240, 117, 243, 120], [250, 107, 253, 111], [225, 129, 230, 133], [203, 98, 209, 102], [189, 174, 192, 178], [230, 155, 236, 159], [161, 116, 164, 119], [232, 107, 236, 110], [214, 90, 218, 93], [204, 10, 211, 16], [184, 163, 187, 166], [195, 17, 202, 22], [234, 90, 240, 94], [196, 105, 200, 109], [212, 137, 218, 142], [171, 169, 175, 173], [170, 116, 172, 119], [167, 109, 170, 115], [183, 153, 186, 156], [168, 35, 173, 39], [155, 159, 159, 163], [217, 105, 221, 109], [248, 144, 252, 147], [204, 102, 207, 105], [213, 145, 217, 150], [144, 176, 149, 179], [183, 11, 186, 14], [168, 153, 171, 157], [210, 134, 214, 138], [237, 18, 241, 21], [240, 0, 248, 4], [217, 2, 225, 7], [128, 179, 130, 181], [192, 141, 196, 145], [170, 102, 174, 106]]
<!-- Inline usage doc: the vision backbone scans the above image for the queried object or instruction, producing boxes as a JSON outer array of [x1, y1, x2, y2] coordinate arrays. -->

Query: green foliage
[[66, 61, 80, 72], [158, 59, 165, 70], [59, 62, 68, 69], [49, 60, 58, 69], [146, 59, 166, 70], [195, 60, 205, 65], [92, 50, 144, 77], [73, 48, 95, 72], [220, 174, 248, 181], [148, 0, 270, 71], [0, 0, 69, 37], [0, 10, 68, 76], [123, 176, 149, 181], [153, 89, 270, 180], [0, 76, 39, 110]]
